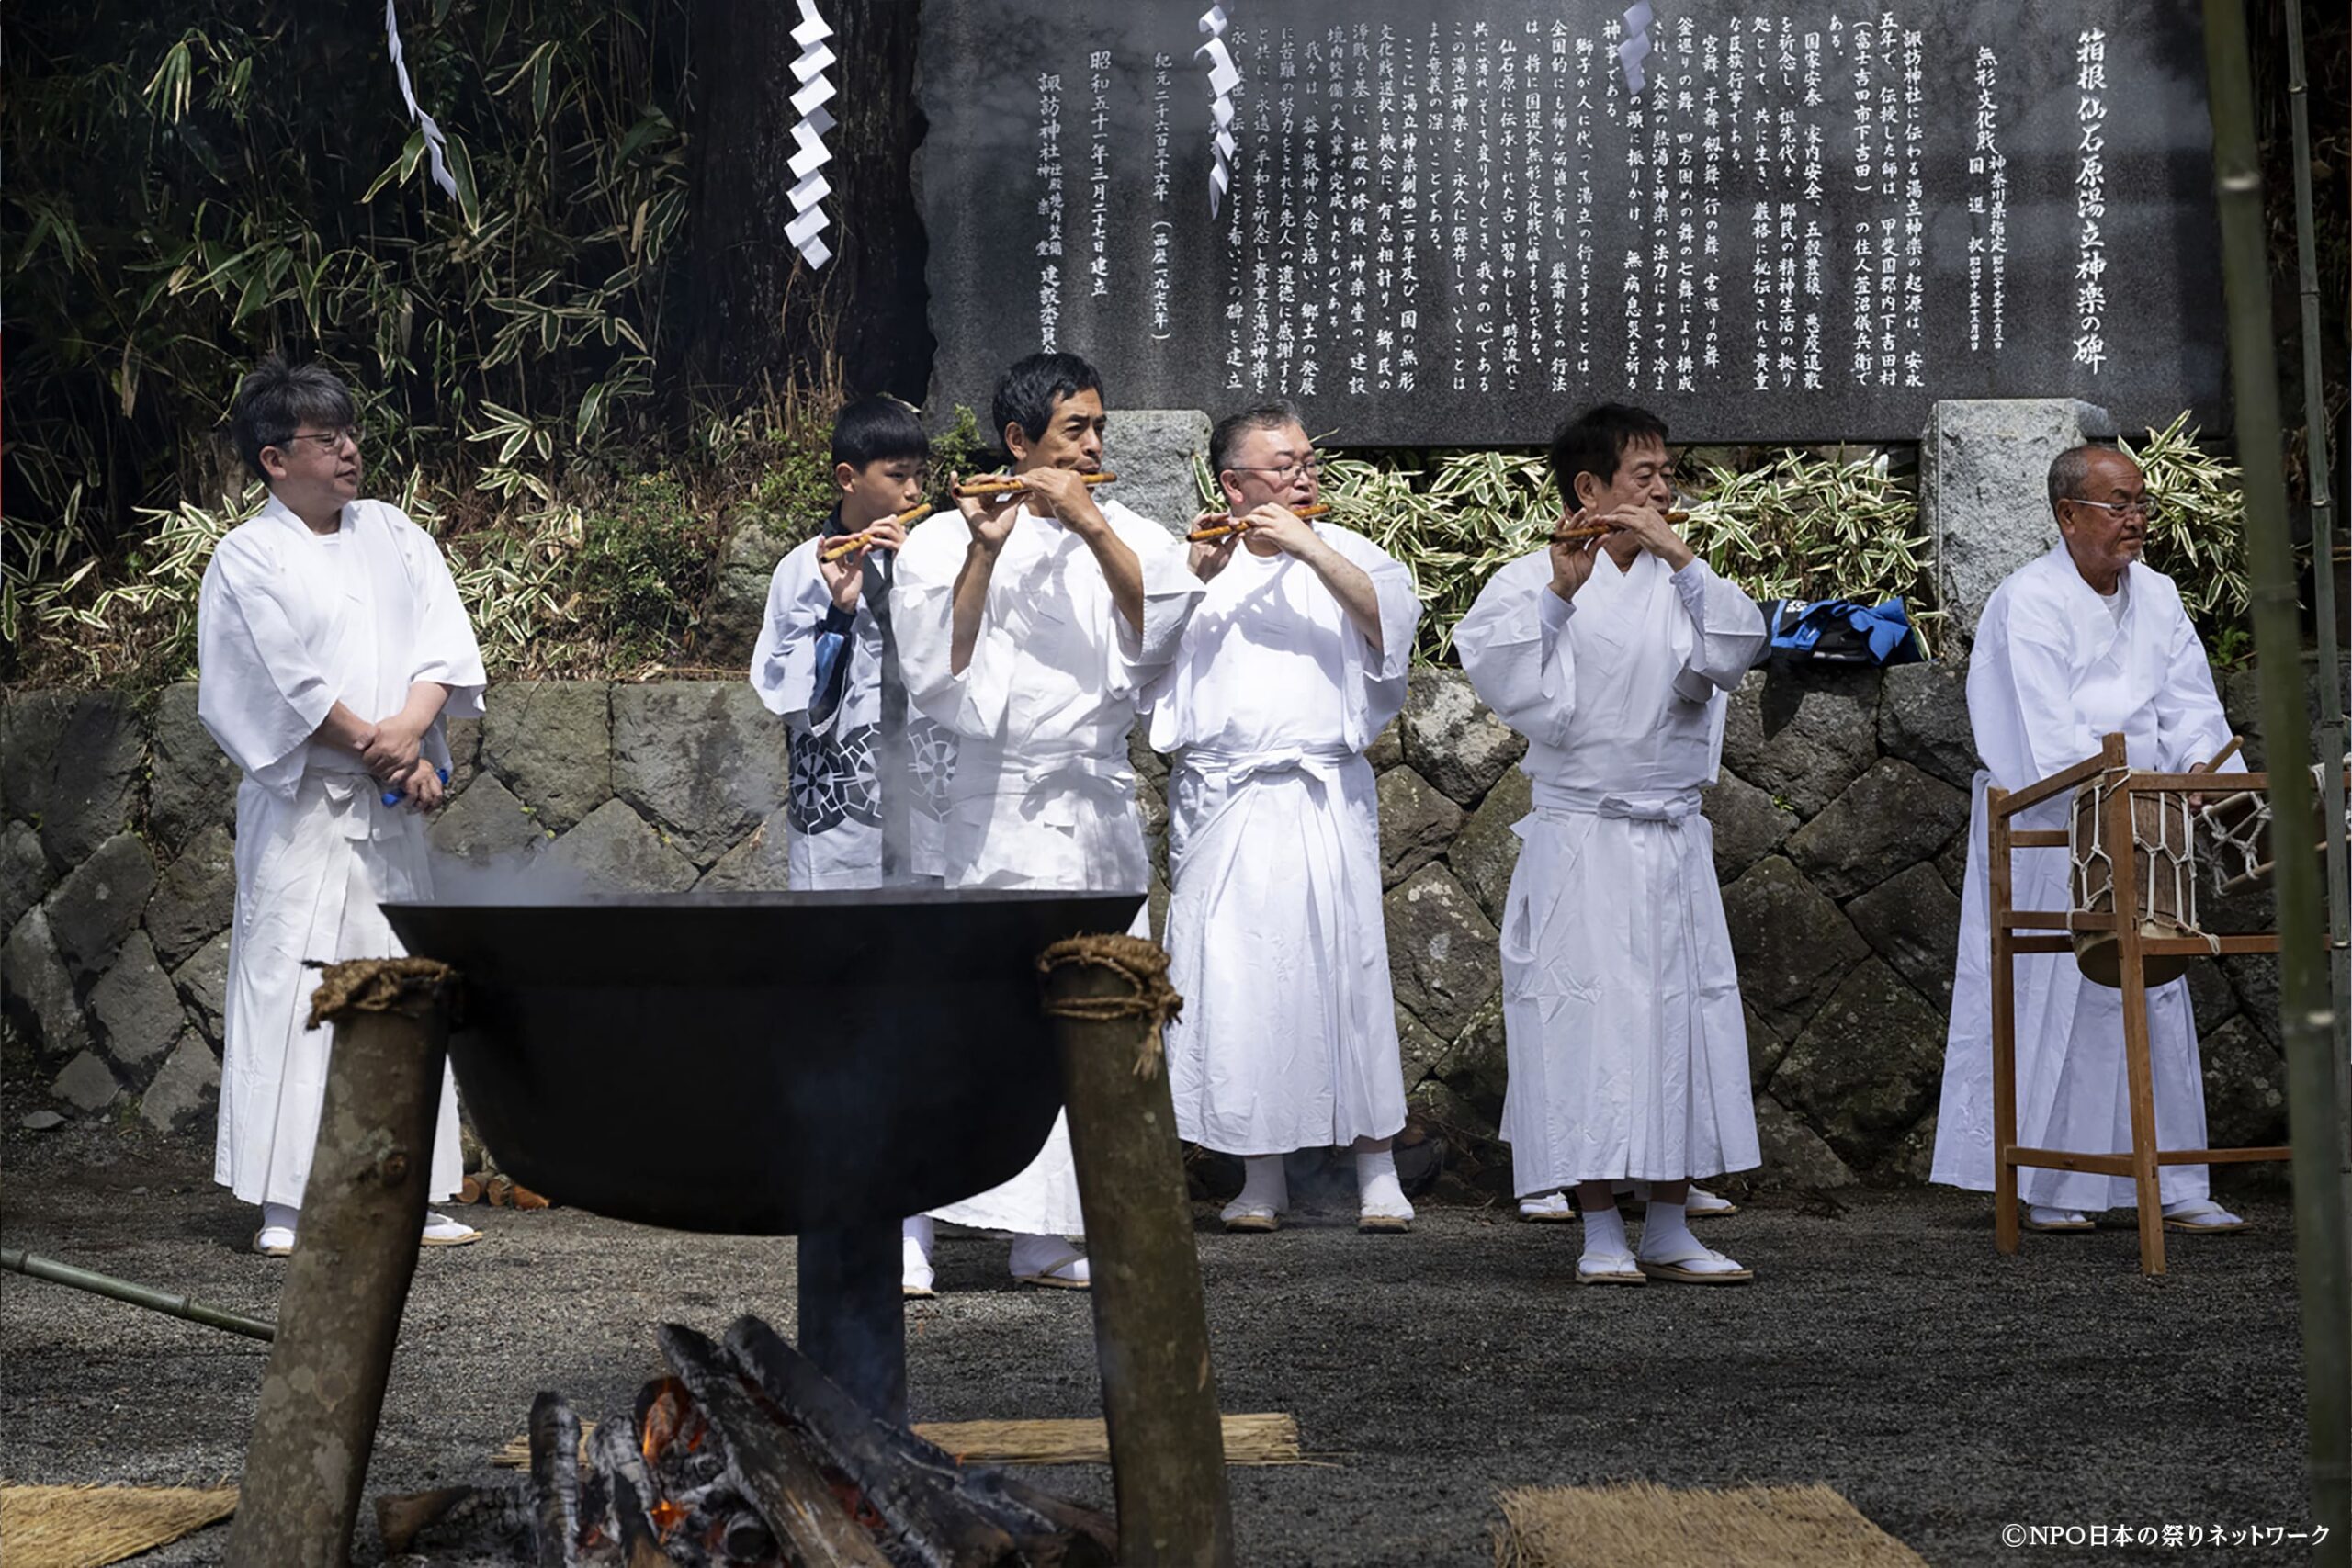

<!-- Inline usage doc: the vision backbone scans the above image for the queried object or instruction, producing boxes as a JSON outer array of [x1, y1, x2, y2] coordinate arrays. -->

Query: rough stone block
[[427, 773, 550, 868], [2187, 960, 2239, 1037], [1365, 717, 1403, 772], [1877, 661, 1980, 789], [1843, 862, 1962, 1011], [1, 818, 57, 935], [1769, 958, 1949, 1168], [2199, 1014, 2288, 1151], [1393, 1002, 1450, 1093], [1746, 1000, 1788, 1090], [1127, 726, 1170, 788], [1934, 822, 1972, 899], [1448, 767, 1532, 928], [144, 824, 236, 969], [1875, 1111, 1939, 1186], [1383, 863, 1502, 1043], [481, 682, 613, 831], [1720, 855, 1870, 1038], [1104, 409, 1213, 536], [1, 691, 70, 824], [4, 908, 91, 1062], [29, 692, 147, 870], [2222, 656, 2327, 771], [1432, 991, 1510, 1121], [695, 808, 795, 893], [702, 513, 799, 671], [139, 1032, 220, 1134], [1751, 1092, 1859, 1190], [445, 712, 484, 795], [1398, 667, 1527, 806], [52, 1049, 120, 1112], [1376, 766, 1463, 888], [146, 682, 239, 855], [1703, 770, 1797, 885], [174, 930, 232, 1043], [1921, 398, 2111, 643], [87, 931, 186, 1069], [43, 833, 157, 979], [2222, 953, 2281, 1047], [612, 683, 791, 865], [545, 798, 699, 893], [1721, 666, 1880, 819], [1788, 758, 1971, 901]]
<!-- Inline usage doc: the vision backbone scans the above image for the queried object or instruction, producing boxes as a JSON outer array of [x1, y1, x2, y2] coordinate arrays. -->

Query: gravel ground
[[0, 1125, 2317, 1566]]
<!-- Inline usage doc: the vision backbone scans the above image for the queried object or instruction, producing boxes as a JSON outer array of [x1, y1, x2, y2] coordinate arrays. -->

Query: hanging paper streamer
[[1196, 6, 1240, 219], [1616, 1, 1655, 95], [384, 0, 458, 199], [785, 0, 839, 269]]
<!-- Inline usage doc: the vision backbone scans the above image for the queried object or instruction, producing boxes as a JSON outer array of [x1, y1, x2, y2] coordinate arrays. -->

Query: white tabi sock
[[262, 1202, 299, 1237], [1227, 1155, 1289, 1218], [1356, 1148, 1412, 1218], [1641, 1199, 1699, 1259], [1580, 1201, 1629, 1261], [901, 1214, 934, 1262]]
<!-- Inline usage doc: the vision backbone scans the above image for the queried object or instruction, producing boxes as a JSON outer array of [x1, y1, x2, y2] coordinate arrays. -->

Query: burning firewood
[[657, 1323, 896, 1568], [588, 1417, 674, 1568], [529, 1392, 586, 1567]]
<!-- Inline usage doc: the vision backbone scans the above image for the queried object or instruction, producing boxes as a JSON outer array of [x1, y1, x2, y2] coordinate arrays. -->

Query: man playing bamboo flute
[[891, 352, 1204, 1292], [750, 396, 956, 889], [198, 357, 485, 1258], [1454, 404, 1766, 1286], [1146, 401, 1423, 1233], [1930, 445, 2247, 1235]]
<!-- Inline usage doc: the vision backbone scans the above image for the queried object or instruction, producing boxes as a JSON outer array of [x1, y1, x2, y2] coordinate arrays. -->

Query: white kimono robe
[[1930, 546, 2240, 1211], [1456, 548, 1766, 1194], [198, 496, 486, 1208], [1145, 525, 1421, 1154], [893, 496, 1204, 1232], [749, 528, 954, 887]]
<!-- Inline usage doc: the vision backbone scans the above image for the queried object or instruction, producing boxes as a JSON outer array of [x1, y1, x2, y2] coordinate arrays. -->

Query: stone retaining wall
[[0, 664, 2298, 1190]]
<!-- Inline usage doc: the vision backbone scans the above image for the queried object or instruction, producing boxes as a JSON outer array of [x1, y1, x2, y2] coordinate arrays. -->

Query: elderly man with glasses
[[1144, 400, 1425, 1233], [1931, 443, 2251, 1235]]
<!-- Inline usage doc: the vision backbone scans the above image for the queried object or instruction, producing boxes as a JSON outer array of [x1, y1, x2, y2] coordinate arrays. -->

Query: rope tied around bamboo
[[303, 955, 456, 1031], [1035, 934, 1184, 1078]]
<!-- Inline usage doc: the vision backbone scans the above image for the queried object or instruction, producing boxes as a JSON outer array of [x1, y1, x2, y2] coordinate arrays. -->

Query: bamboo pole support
[[1037, 933, 1237, 1568], [224, 958, 457, 1568], [2199, 6, 2351, 1557], [1, 1246, 277, 1342]]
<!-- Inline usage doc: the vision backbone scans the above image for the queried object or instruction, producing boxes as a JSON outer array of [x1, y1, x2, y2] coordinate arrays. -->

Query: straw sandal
[[1357, 1208, 1413, 1235], [2021, 1207, 2095, 1233], [1634, 1241, 1754, 1285], [1686, 1184, 1741, 1218], [2162, 1199, 2248, 1234], [1575, 1249, 1646, 1287], [252, 1226, 296, 1258], [1518, 1192, 1578, 1224], [1221, 1203, 1280, 1234], [1012, 1246, 1091, 1291], [420, 1212, 483, 1248]]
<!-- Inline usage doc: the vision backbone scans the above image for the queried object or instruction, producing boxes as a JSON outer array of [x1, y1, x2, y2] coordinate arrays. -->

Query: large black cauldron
[[382, 889, 1145, 1236]]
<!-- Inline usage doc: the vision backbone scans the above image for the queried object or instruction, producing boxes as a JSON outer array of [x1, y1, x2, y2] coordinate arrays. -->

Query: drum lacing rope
[[1037, 934, 1185, 1080], [2074, 769, 2219, 958]]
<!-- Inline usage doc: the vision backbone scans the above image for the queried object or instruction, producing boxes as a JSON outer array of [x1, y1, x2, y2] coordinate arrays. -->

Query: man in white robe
[[893, 352, 1204, 1292], [1931, 444, 2247, 1234], [1456, 403, 1766, 1286], [750, 396, 955, 890], [198, 357, 485, 1257], [1146, 401, 1423, 1233]]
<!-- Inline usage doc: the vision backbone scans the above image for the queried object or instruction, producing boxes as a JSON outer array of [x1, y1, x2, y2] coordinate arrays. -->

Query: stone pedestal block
[[1922, 398, 2113, 645]]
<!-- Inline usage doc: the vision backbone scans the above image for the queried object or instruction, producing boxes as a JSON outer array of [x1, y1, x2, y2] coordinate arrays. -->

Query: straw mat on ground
[[1493, 1482, 1927, 1568], [0, 1483, 237, 1568], [492, 1411, 1303, 1469]]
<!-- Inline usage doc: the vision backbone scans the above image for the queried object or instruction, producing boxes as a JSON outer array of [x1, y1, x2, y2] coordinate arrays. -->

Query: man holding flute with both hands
[[757, 354, 1768, 1293]]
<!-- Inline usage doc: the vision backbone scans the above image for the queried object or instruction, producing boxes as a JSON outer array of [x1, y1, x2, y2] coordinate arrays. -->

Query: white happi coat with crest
[[1145, 525, 1422, 1154], [198, 495, 486, 1208], [1455, 547, 1766, 1193], [1931, 545, 2242, 1211], [893, 496, 1203, 1233]]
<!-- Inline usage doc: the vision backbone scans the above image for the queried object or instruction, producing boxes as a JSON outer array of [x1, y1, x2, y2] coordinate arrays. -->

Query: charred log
[[529, 1392, 585, 1568]]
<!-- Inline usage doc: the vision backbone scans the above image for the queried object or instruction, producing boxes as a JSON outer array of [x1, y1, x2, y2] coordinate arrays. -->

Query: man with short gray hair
[[1146, 402, 1425, 1233], [1931, 443, 2249, 1234]]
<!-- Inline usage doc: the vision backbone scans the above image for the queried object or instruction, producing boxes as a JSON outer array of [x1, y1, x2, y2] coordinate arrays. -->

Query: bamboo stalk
[[2285, 0, 2352, 1212], [2200, 6, 2351, 1559], [1, 1247, 277, 1342]]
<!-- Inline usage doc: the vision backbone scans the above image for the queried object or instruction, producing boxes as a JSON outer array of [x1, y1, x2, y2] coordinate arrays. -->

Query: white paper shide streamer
[[384, 0, 458, 199], [786, 0, 839, 270], [1617, 1, 1655, 95], [1196, 6, 1239, 219]]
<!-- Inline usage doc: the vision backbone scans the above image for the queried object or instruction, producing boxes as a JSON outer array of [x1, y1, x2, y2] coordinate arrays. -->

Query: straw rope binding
[[1035, 933, 1184, 1078], [303, 956, 455, 1030]]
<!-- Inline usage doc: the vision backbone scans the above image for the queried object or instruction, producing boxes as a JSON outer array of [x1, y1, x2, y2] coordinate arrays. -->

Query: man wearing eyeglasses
[[1145, 401, 1424, 1234], [197, 356, 485, 1258], [1932, 444, 2250, 1235]]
